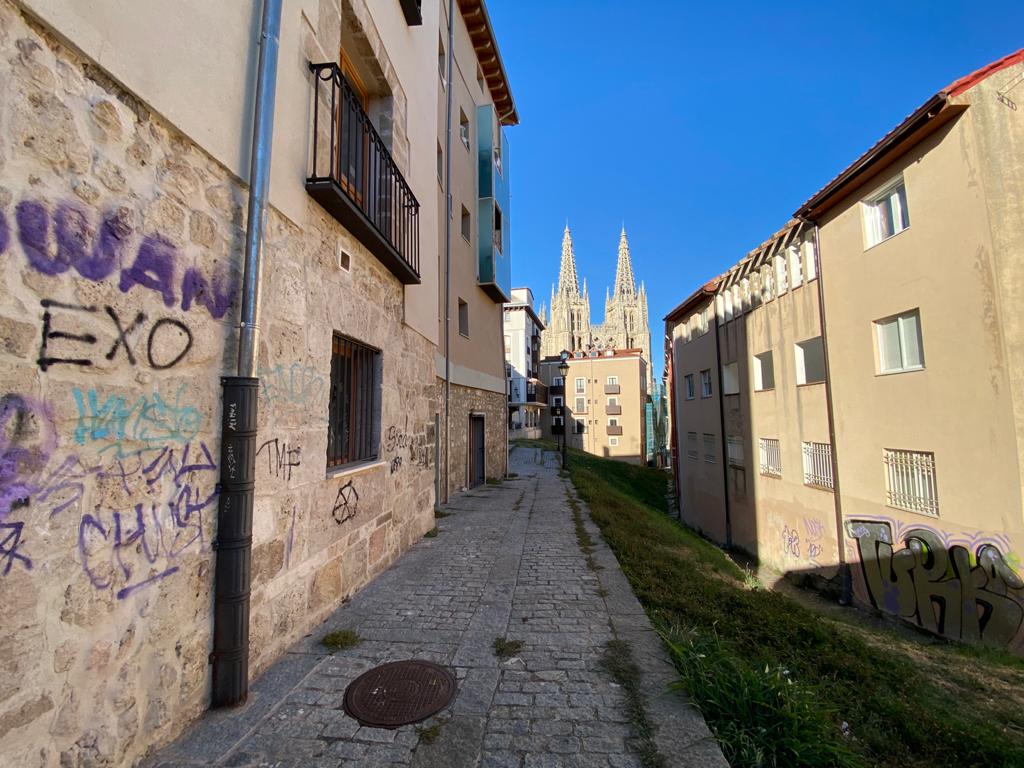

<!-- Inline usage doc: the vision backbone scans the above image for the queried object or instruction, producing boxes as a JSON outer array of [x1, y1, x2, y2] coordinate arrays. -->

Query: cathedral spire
[[557, 224, 581, 298], [613, 227, 637, 298]]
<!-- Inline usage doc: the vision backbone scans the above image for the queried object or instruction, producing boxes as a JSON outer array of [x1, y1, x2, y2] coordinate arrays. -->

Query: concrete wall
[[0, 1, 438, 764], [818, 71, 1024, 649]]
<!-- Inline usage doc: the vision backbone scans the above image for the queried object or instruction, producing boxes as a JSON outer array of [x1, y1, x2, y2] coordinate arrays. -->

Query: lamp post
[[558, 357, 570, 470]]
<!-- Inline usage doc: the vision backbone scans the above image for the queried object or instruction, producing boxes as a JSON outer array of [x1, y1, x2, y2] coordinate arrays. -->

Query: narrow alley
[[146, 446, 725, 768]]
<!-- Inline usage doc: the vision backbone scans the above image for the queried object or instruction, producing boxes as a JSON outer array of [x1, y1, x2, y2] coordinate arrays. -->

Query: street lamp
[[558, 356, 570, 470]]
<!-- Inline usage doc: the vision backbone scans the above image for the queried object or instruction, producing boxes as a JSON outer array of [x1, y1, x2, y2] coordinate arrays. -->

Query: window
[[789, 245, 803, 289], [553, 396, 563, 407], [795, 336, 825, 385], [461, 205, 471, 241], [727, 436, 744, 467], [700, 369, 712, 398], [802, 442, 834, 490], [699, 307, 710, 335], [328, 334, 381, 469], [607, 396, 618, 406], [459, 109, 470, 148], [553, 416, 563, 427], [753, 351, 775, 391], [575, 396, 586, 413], [684, 374, 695, 400], [493, 203, 504, 253], [759, 438, 781, 477], [864, 176, 909, 247], [575, 377, 585, 394], [883, 449, 938, 517], [803, 236, 818, 281], [876, 309, 924, 373], [458, 298, 469, 337], [609, 437, 619, 447], [607, 376, 618, 386], [703, 433, 716, 464], [552, 376, 564, 387], [721, 362, 739, 395], [686, 432, 698, 460], [608, 417, 619, 427], [575, 420, 586, 434]]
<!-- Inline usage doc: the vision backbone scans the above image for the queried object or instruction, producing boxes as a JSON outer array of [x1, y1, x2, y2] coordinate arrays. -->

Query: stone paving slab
[[144, 446, 726, 767]]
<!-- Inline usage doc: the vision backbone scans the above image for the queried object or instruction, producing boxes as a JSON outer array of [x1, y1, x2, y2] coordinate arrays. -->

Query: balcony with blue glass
[[476, 105, 511, 302]]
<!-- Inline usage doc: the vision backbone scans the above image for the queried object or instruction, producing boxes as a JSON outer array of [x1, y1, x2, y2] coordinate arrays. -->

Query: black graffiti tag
[[331, 480, 359, 526]]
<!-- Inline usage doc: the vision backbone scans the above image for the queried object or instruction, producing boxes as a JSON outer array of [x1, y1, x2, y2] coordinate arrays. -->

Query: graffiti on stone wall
[[77, 441, 217, 599], [38, 299, 193, 371], [0, 394, 58, 519], [10, 200, 234, 319], [846, 518, 1024, 646], [384, 425, 430, 475], [804, 517, 825, 564], [331, 480, 359, 526], [782, 525, 801, 559], [72, 384, 201, 456], [258, 363, 328, 419], [256, 438, 301, 481]]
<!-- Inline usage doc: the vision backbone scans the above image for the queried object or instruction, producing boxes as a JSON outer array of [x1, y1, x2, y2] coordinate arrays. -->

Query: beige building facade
[[0, 0, 516, 764], [540, 350, 648, 464], [667, 49, 1024, 651]]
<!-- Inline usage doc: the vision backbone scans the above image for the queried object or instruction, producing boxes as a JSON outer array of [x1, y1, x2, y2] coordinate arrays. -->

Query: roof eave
[[457, 0, 519, 126]]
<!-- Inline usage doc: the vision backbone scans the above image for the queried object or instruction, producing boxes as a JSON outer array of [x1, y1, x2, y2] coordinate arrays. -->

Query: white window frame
[[875, 309, 924, 374], [700, 369, 712, 398], [794, 336, 826, 385], [607, 376, 618, 386], [609, 436, 620, 447], [801, 441, 834, 490], [574, 396, 586, 413], [759, 437, 781, 477], [607, 396, 619, 407], [575, 377, 585, 394], [883, 448, 938, 517], [684, 374, 695, 400], [863, 175, 910, 248], [753, 350, 774, 391], [553, 396, 563, 407], [552, 376, 564, 387], [721, 362, 739, 396]]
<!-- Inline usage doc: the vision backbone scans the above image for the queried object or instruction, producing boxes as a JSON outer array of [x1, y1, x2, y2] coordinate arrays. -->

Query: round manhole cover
[[343, 660, 457, 728]]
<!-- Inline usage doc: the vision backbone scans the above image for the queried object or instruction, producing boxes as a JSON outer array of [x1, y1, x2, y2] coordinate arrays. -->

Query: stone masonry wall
[[438, 381, 507, 498], [0, 3, 436, 766]]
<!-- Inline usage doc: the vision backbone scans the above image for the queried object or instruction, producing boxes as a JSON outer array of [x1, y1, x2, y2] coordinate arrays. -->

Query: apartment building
[[435, 0, 516, 496], [666, 49, 1024, 652], [0, 0, 516, 764], [540, 349, 648, 464], [504, 287, 546, 440]]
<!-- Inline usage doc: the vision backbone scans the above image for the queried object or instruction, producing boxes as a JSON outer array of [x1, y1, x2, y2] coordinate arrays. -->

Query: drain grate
[[342, 660, 457, 729]]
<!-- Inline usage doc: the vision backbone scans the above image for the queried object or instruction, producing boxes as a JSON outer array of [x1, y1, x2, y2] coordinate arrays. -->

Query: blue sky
[[488, 0, 1024, 379]]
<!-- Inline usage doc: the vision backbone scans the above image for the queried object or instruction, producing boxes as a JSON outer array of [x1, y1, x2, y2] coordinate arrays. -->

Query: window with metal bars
[[759, 437, 781, 477], [883, 449, 938, 517], [802, 441, 834, 490], [328, 334, 381, 469]]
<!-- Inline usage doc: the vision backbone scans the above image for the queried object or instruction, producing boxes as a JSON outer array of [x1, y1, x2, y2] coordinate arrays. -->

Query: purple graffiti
[[0, 207, 9, 255], [0, 394, 57, 520], [16, 198, 235, 319], [0, 522, 32, 575]]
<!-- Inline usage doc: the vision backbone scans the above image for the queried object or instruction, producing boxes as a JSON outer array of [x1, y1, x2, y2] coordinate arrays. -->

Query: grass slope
[[538, 443, 1024, 768]]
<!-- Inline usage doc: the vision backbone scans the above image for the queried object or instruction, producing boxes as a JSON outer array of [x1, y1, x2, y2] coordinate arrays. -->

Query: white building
[[504, 288, 546, 439]]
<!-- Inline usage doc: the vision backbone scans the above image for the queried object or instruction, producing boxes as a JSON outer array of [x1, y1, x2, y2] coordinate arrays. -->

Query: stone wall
[[438, 381, 507, 498], [0, 3, 436, 766]]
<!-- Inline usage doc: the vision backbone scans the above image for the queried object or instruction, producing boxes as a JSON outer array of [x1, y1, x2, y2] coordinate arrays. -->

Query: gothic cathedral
[[540, 225, 653, 389]]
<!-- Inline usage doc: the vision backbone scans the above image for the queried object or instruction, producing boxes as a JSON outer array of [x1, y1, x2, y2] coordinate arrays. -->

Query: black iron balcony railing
[[307, 62, 420, 284], [549, 384, 565, 396], [527, 381, 549, 404]]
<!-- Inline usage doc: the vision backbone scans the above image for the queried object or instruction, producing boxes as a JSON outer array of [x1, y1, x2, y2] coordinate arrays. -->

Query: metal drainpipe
[[442, 0, 455, 504], [804, 218, 853, 606], [713, 303, 733, 549], [211, 0, 282, 708]]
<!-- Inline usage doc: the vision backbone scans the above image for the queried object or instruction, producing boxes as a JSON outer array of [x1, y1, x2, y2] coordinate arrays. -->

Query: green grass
[[493, 637, 524, 659], [600, 639, 666, 768], [549, 444, 1024, 768], [320, 629, 361, 652]]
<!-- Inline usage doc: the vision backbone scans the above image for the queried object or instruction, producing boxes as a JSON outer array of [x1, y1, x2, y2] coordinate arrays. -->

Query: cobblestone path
[[147, 446, 726, 767]]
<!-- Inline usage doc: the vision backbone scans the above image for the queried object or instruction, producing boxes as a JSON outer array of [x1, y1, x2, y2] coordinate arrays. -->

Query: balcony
[[604, 384, 620, 395], [607, 425, 623, 436], [527, 381, 548, 404], [306, 63, 420, 285], [476, 105, 511, 302], [551, 424, 565, 436], [549, 384, 565, 396], [605, 405, 621, 415]]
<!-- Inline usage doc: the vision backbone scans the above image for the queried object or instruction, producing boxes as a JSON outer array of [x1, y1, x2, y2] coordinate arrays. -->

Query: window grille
[[759, 438, 781, 477], [686, 432, 698, 460], [703, 433, 716, 464], [328, 334, 380, 468], [801, 441, 834, 490], [883, 449, 938, 516], [727, 436, 744, 467]]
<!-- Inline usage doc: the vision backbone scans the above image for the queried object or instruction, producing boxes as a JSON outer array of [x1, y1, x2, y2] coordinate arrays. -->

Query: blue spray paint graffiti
[[72, 384, 201, 457]]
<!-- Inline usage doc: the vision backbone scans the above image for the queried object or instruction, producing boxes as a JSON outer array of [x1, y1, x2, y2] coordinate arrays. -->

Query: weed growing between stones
[[416, 717, 448, 746], [320, 629, 361, 652], [493, 637, 523, 659], [600, 639, 666, 768], [425, 527, 439, 538], [567, 493, 602, 572], [434, 509, 451, 518]]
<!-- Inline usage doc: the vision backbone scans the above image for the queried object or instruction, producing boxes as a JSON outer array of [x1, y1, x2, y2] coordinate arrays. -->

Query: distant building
[[504, 288, 546, 439], [665, 49, 1024, 653], [540, 349, 648, 464], [540, 226, 653, 391], [646, 379, 669, 467]]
